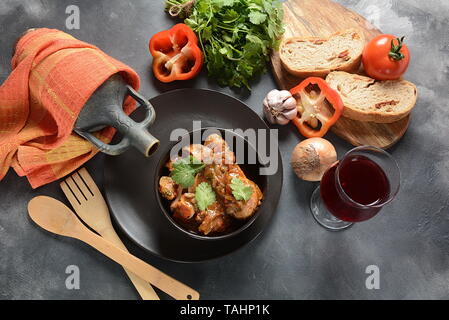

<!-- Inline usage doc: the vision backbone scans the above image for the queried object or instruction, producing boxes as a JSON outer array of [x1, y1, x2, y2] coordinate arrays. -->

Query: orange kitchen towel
[[0, 28, 140, 188]]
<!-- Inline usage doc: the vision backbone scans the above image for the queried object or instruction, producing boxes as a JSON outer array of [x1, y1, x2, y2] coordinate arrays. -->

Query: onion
[[290, 138, 337, 182]]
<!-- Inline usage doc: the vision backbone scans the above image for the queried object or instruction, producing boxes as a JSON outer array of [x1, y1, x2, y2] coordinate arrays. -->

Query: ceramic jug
[[75, 74, 159, 157], [14, 29, 159, 157]]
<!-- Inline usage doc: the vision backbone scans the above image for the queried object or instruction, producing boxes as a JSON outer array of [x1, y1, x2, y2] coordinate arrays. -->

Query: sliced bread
[[279, 29, 365, 78], [326, 71, 418, 123]]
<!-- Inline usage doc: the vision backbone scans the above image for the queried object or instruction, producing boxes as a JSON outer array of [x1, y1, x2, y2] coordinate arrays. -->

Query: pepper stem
[[389, 36, 406, 61]]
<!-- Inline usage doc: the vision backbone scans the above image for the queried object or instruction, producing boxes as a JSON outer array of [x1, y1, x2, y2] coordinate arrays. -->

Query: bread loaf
[[279, 29, 364, 78], [326, 71, 418, 123]]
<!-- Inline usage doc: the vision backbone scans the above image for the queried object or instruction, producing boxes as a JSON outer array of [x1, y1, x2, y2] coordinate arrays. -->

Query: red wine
[[320, 155, 390, 222]]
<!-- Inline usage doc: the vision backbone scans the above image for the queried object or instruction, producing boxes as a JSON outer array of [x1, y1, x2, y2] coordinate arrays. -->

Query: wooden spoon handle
[[102, 228, 160, 300], [79, 228, 199, 300]]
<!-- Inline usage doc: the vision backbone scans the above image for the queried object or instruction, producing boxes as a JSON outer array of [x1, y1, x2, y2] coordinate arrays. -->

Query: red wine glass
[[310, 146, 401, 230]]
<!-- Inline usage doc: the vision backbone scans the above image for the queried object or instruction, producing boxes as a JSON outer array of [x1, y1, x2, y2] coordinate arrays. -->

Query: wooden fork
[[60, 168, 159, 300]]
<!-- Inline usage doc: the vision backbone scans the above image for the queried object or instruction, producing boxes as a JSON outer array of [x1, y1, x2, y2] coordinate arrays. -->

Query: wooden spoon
[[28, 196, 199, 300]]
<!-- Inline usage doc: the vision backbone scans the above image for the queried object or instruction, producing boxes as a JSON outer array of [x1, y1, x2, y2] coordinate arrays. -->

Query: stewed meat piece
[[187, 172, 208, 194], [224, 165, 263, 219], [196, 202, 230, 235], [165, 157, 180, 172], [205, 163, 263, 219], [204, 134, 235, 165], [171, 192, 196, 220], [159, 176, 177, 200], [182, 144, 214, 164], [203, 135, 263, 219]]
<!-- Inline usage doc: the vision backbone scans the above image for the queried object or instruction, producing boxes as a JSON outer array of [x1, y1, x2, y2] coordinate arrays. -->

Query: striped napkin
[[0, 28, 140, 188]]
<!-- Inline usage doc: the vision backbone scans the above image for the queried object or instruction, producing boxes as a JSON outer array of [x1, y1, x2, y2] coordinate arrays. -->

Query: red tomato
[[362, 34, 410, 80]]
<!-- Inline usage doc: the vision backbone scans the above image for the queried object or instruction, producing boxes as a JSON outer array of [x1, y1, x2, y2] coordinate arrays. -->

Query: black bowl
[[155, 128, 268, 241]]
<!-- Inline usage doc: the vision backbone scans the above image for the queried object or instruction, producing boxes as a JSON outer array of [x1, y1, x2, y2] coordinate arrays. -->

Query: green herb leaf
[[222, 9, 239, 23], [171, 164, 195, 188], [219, 47, 229, 55], [248, 11, 267, 25], [195, 182, 216, 211], [171, 156, 205, 188], [221, 0, 237, 7], [230, 177, 253, 201]]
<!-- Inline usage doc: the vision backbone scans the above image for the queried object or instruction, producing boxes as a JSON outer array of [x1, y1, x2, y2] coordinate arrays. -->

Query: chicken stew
[[158, 133, 264, 237]]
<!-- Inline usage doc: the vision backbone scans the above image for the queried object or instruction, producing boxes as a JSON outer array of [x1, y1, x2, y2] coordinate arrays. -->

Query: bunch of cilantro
[[165, 0, 284, 89]]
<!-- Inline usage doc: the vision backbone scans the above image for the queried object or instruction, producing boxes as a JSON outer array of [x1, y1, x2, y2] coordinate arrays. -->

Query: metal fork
[[60, 168, 159, 300]]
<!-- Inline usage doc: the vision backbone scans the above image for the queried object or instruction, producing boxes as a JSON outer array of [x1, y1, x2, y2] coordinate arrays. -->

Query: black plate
[[103, 89, 283, 263]]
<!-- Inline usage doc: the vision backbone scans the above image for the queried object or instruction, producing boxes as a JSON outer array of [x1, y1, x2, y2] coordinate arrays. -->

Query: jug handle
[[127, 86, 156, 128], [76, 86, 157, 156], [76, 131, 131, 156]]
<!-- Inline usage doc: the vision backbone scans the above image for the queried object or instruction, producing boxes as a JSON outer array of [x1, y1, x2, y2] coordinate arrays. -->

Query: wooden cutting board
[[271, 0, 410, 149]]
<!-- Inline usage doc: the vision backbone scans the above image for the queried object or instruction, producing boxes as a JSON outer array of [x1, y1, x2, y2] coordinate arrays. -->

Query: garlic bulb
[[263, 89, 297, 125]]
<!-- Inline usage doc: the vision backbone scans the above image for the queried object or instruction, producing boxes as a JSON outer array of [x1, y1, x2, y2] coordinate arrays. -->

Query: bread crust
[[326, 72, 418, 123], [279, 29, 364, 78]]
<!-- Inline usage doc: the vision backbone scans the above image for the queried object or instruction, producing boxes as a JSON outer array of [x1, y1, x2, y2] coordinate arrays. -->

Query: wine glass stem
[[310, 186, 353, 231]]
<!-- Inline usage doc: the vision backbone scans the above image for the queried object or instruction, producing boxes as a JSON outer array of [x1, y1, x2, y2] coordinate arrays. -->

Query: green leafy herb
[[230, 177, 253, 201], [248, 11, 267, 25], [165, 0, 284, 89], [171, 155, 205, 188], [195, 182, 216, 210]]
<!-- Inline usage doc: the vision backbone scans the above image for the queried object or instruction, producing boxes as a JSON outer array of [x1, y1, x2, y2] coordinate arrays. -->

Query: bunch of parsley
[[165, 0, 284, 89]]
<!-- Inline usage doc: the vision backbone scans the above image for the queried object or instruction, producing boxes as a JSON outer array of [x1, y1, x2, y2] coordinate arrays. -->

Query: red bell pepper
[[149, 24, 203, 83], [290, 77, 344, 138]]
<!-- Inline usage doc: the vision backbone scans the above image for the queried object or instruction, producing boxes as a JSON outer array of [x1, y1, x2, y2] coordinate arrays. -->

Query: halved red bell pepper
[[149, 23, 203, 83], [290, 77, 344, 138]]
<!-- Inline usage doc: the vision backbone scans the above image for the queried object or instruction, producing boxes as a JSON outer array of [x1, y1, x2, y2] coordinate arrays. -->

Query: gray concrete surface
[[0, 0, 448, 299]]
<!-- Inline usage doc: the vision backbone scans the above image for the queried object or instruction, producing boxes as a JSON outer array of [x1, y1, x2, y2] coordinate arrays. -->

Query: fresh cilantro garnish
[[171, 156, 205, 188], [165, 0, 284, 89], [195, 182, 216, 211], [230, 177, 253, 201]]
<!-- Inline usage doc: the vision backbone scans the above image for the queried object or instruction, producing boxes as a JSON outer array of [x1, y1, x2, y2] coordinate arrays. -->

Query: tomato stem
[[389, 36, 406, 61]]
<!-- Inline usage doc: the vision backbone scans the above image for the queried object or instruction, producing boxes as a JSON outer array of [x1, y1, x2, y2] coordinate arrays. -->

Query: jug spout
[[129, 126, 160, 157]]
